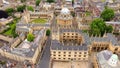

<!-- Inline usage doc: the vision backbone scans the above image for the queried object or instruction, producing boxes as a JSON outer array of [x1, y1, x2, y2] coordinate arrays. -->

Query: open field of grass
[[31, 18, 47, 24]]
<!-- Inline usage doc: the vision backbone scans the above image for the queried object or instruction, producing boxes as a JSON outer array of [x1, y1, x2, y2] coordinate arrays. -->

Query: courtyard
[[52, 61, 92, 68], [1, 18, 19, 38], [31, 18, 47, 24]]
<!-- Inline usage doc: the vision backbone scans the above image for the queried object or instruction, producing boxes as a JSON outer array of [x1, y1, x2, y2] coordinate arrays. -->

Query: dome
[[111, 54, 118, 60], [61, 8, 70, 14], [108, 54, 118, 67]]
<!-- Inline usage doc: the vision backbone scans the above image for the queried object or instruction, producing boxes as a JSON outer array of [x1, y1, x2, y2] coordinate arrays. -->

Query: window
[[64, 55, 66, 57], [115, 48, 118, 51], [58, 52, 61, 54], [75, 52, 77, 54], [75, 36, 77, 38], [78, 58, 81, 60], [53, 55, 56, 56], [69, 55, 71, 57], [63, 58, 65, 59], [84, 52, 87, 54], [58, 55, 61, 56], [101, 47, 104, 50], [74, 55, 76, 57], [105, 47, 107, 50], [69, 52, 71, 54], [58, 58, 61, 59], [72, 36, 73, 38], [79, 52, 81, 54], [53, 52, 56, 54], [79, 55, 81, 57], [84, 55, 86, 57], [64, 52, 66, 54]]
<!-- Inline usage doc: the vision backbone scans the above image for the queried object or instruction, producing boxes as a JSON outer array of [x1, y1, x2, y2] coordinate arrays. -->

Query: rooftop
[[61, 8, 70, 14], [51, 40, 88, 51], [0, 29, 45, 57], [97, 50, 120, 68]]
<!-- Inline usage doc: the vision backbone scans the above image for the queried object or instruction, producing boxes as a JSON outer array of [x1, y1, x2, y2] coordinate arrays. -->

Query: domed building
[[94, 50, 120, 68], [57, 7, 73, 28]]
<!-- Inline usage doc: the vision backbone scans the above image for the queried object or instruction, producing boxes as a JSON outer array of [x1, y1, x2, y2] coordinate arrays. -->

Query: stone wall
[[51, 50, 89, 61]]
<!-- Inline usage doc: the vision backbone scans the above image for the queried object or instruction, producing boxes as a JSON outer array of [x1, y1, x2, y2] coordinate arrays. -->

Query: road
[[37, 37, 51, 68]]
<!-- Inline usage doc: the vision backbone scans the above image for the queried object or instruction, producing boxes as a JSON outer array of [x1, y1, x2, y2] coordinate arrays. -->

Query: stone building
[[55, 0, 74, 15], [51, 7, 120, 63], [0, 29, 46, 64], [30, 3, 54, 20], [93, 50, 120, 68], [57, 8, 73, 28]]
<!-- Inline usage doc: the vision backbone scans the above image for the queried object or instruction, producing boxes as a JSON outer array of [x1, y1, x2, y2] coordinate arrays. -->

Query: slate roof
[[51, 40, 88, 51]]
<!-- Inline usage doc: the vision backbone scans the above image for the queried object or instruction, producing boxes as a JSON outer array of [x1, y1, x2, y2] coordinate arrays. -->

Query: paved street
[[37, 37, 51, 68]]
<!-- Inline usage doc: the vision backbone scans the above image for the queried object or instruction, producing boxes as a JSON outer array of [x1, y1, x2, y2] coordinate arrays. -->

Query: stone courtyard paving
[[52, 61, 92, 68]]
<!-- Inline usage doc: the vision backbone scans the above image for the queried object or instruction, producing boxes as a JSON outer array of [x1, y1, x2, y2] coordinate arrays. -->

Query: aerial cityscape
[[0, 0, 120, 68]]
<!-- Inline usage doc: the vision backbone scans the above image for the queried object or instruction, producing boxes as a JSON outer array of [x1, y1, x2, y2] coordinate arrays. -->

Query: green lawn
[[31, 18, 47, 24], [2, 18, 19, 37], [3, 23, 15, 36], [4, 29, 12, 36], [86, 11, 91, 16]]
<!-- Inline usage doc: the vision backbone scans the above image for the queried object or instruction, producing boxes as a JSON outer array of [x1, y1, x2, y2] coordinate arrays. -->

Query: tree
[[36, 0, 40, 6], [90, 18, 113, 37], [17, 5, 26, 12], [27, 6, 34, 12], [71, 12, 75, 17], [46, 29, 51, 36], [90, 18, 106, 36], [106, 25, 113, 33], [27, 33, 35, 42], [5, 8, 15, 16], [101, 8, 115, 21], [72, 0, 74, 4], [0, 10, 8, 18], [47, 0, 54, 3], [21, 0, 26, 3]]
